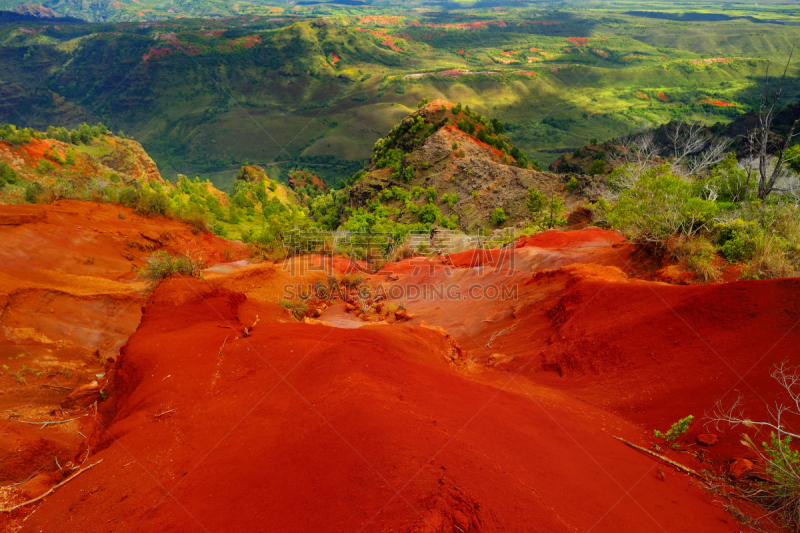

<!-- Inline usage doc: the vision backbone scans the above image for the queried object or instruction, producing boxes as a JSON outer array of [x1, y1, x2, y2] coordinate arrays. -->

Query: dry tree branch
[[612, 436, 706, 479], [0, 459, 104, 513], [17, 414, 89, 430]]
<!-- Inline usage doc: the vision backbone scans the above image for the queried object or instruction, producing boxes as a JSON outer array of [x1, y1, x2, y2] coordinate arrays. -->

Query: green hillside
[[1, 4, 798, 190]]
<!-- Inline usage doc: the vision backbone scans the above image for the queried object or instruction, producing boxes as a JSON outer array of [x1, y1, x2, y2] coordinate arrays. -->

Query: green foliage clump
[[654, 415, 693, 446], [0, 124, 35, 145], [605, 165, 717, 244], [491, 207, 507, 226], [673, 237, 720, 283], [565, 176, 579, 192], [457, 118, 476, 135], [24, 182, 44, 203], [713, 219, 758, 263], [527, 188, 565, 229], [587, 159, 607, 176], [426, 186, 437, 203], [137, 250, 199, 287], [280, 300, 309, 320], [419, 203, 441, 224], [704, 153, 754, 203], [0, 161, 18, 188]]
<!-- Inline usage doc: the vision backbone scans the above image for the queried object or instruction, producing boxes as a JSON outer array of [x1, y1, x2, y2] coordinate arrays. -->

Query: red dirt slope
[[378, 228, 799, 464], [17, 278, 742, 532], [0, 201, 249, 528]]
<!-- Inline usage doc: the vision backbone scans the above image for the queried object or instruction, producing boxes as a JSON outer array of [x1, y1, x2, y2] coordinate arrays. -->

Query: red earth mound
[[15, 278, 743, 532], [0, 201, 250, 528], [0, 209, 793, 532], [373, 228, 798, 463]]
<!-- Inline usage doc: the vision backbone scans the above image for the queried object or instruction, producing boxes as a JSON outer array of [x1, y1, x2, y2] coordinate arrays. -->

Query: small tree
[[491, 207, 507, 225], [426, 186, 437, 203]]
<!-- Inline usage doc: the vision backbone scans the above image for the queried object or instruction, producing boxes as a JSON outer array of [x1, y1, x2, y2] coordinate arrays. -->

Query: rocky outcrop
[[347, 101, 606, 231], [96, 138, 163, 183]]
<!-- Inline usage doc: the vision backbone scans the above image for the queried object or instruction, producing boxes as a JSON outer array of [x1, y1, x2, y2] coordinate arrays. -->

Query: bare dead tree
[[608, 131, 660, 192], [751, 46, 800, 199], [665, 121, 710, 162], [688, 136, 732, 175]]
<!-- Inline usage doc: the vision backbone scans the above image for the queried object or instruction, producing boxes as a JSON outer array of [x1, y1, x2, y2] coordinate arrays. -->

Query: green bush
[[565, 177, 579, 192], [491, 207, 507, 225], [137, 250, 198, 286], [586, 159, 607, 176], [135, 191, 170, 217], [426, 186, 437, 203], [673, 237, 720, 283], [607, 165, 716, 244], [0, 161, 17, 187], [419, 203, 441, 224], [654, 415, 693, 447], [713, 219, 757, 263], [527, 188, 565, 229], [24, 182, 43, 203], [37, 159, 56, 174]]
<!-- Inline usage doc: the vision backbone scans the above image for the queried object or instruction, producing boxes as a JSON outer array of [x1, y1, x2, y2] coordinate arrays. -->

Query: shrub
[[24, 182, 44, 203], [586, 159, 607, 176], [37, 159, 56, 174], [565, 176, 579, 192], [607, 165, 715, 244], [118, 187, 142, 207], [441, 193, 457, 209], [654, 414, 693, 447], [137, 250, 199, 287], [419, 203, 441, 224], [528, 188, 565, 229], [491, 207, 507, 225], [673, 237, 720, 283], [426, 186, 437, 203], [713, 219, 757, 263], [456, 119, 475, 135], [183, 209, 210, 234], [0, 161, 17, 187], [135, 191, 170, 217], [745, 233, 796, 279], [709, 362, 800, 530], [280, 300, 308, 320]]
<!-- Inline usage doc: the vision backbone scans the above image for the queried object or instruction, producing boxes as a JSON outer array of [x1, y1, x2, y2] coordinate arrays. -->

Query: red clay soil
[[378, 228, 799, 466], [0, 201, 246, 280], [0, 201, 250, 529], [1, 213, 794, 532], [16, 278, 743, 532]]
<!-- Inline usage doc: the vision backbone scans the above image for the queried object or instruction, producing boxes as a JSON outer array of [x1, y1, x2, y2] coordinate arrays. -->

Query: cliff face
[[348, 100, 602, 231], [95, 137, 163, 184]]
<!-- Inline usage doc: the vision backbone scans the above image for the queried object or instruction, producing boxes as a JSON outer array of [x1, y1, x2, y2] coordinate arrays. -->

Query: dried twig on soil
[[485, 326, 512, 348], [0, 459, 103, 513], [218, 334, 231, 357], [17, 414, 88, 429], [1, 468, 42, 489], [40, 385, 72, 392], [153, 409, 175, 419], [613, 436, 706, 479]]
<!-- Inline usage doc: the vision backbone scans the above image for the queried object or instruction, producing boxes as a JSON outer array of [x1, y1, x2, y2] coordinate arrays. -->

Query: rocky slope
[[347, 100, 604, 232], [0, 132, 164, 204]]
